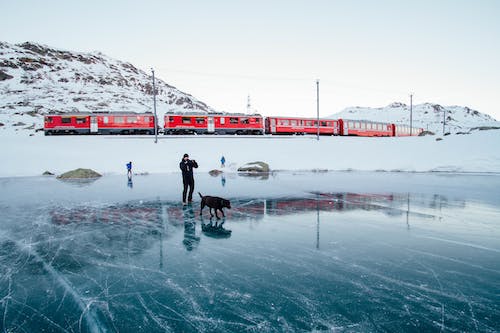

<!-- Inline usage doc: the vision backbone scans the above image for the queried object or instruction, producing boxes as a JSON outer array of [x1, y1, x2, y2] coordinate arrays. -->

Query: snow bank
[[2, 130, 500, 178]]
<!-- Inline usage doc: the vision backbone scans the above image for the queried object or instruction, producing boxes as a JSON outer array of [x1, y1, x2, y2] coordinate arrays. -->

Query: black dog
[[199, 192, 231, 219]]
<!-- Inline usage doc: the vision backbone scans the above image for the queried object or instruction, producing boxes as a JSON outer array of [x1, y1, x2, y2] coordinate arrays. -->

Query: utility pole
[[151, 68, 158, 143], [409, 93, 413, 136], [443, 108, 446, 135], [316, 79, 320, 141]]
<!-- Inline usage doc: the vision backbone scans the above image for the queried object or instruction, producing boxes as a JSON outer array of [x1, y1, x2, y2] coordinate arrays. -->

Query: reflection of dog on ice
[[201, 217, 232, 238]]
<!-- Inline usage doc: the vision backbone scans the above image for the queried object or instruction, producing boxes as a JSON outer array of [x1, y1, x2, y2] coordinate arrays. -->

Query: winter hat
[[183, 153, 189, 158]]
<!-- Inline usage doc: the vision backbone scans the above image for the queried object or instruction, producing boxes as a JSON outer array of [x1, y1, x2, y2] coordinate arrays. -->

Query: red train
[[165, 113, 423, 137], [43, 112, 423, 137], [44, 112, 156, 135], [164, 113, 264, 135]]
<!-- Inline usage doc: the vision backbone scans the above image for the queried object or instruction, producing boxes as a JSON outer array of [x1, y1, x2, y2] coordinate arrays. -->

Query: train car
[[44, 112, 155, 135], [164, 113, 264, 135], [393, 124, 423, 137], [44, 113, 91, 135], [265, 116, 340, 135], [338, 119, 393, 137], [95, 112, 155, 135]]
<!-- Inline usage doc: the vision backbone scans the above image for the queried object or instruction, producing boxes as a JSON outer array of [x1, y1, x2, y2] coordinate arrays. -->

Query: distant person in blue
[[126, 161, 132, 179], [180, 153, 198, 205], [220, 155, 226, 168]]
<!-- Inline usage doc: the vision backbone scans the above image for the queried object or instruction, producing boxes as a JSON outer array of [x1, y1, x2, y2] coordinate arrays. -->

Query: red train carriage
[[44, 113, 91, 135], [95, 112, 155, 135], [393, 124, 423, 137], [164, 113, 264, 135], [265, 116, 340, 135], [44, 112, 155, 135], [338, 119, 394, 137]]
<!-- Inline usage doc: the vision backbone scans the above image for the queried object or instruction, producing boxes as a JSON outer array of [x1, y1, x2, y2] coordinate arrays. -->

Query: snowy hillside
[[329, 102, 500, 134], [0, 41, 216, 134]]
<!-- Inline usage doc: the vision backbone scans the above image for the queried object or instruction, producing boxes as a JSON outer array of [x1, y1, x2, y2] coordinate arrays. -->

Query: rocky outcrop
[[237, 161, 270, 173], [209, 169, 223, 176], [57, 168, 102, 179]]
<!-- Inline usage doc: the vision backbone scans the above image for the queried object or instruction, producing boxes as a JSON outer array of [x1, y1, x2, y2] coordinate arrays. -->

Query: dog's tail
[[198, 192, 203, 198]]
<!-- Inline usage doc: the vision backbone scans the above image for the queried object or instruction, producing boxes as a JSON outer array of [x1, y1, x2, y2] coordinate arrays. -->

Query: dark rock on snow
[[57, 168, 101, 179]]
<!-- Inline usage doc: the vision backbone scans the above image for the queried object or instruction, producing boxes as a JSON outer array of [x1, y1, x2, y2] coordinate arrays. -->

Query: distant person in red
[[179, 153, 198, 205]]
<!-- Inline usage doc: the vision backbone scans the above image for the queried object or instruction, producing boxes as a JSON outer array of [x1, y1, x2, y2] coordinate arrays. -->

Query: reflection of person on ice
[[179, 153, 198, 205], [126, 161, 132, 179]]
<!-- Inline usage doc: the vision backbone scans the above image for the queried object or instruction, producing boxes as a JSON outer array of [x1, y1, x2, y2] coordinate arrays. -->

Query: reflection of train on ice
[[44, 111, 423, 137], [50, 193, 405, 227], [265, 193, 399, 216]]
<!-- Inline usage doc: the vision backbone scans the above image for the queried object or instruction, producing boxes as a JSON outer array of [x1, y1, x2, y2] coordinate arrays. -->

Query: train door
[[343, 120, 348, 135], [90, 116, 98, 133], [207, 117, 215, 133], [270, 118, 276, 133]]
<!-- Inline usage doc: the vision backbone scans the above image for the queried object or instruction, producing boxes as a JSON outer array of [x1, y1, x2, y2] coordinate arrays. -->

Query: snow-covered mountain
[[0, 41, 216, 134], [329, 102, 500, 134]]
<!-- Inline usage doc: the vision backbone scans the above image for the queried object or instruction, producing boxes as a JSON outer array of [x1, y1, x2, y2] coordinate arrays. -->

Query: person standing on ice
[[126, 161, 132, 179], [180, 153, 198, 205], [220, 155, 226, 168]]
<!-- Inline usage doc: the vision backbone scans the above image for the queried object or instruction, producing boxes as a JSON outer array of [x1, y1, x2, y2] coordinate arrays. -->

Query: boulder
[[209, 169, 223, 176], [419, 131, 434, 136], [42, 171, 54, 176], [237, 161, 270, 173], [57, 168, 102, 179]]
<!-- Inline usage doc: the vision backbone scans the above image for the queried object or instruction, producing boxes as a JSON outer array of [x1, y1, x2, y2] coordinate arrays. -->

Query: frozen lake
[[0, 172, 499, 332]]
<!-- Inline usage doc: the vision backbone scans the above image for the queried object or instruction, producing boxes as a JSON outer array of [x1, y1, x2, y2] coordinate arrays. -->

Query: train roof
[[165, 111, 263, 117], [45, 111, 155, 116]]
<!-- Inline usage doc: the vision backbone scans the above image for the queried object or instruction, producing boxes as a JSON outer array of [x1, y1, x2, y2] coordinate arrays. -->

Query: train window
[[230, 117, 238, 124], [291, 120, 297, 126], [348, 121, 353, 128], [115, 117, 125, 124], [182, 117, 191, 124], [103, 116, 109, 124], [255, 118, 260, 123], [144, 117, 150, 122], [168, 116, 174, 123], [305, 121, 311, 126], [240, 118, 249, 124], [281, 120, 289, 126], [62, 117, 71, 124], [76, 117, 86, 124], [220, 117, 225, 124], [46, 117, 53, 123], [195, 117, 205, 124], [126, 117, 137, 123], [321, 121, 327, 127]]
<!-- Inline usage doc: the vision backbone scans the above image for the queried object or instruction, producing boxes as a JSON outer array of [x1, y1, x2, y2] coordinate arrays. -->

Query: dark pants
[[182, 177, 195, 202]]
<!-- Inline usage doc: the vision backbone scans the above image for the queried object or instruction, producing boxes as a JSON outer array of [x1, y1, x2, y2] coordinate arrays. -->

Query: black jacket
[[180, 159, 198, 180]]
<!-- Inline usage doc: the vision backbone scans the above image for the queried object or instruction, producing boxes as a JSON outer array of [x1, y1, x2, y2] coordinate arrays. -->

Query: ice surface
[[0, 172, 499, 332]]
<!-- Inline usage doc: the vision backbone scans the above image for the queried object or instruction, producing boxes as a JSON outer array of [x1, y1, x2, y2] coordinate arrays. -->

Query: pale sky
[[1, 0, 499, 119]]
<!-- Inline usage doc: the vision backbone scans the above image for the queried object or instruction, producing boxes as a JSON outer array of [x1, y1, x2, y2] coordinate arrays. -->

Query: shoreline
[[2, 130, 500, 178], [2, 169, 500, 180]]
